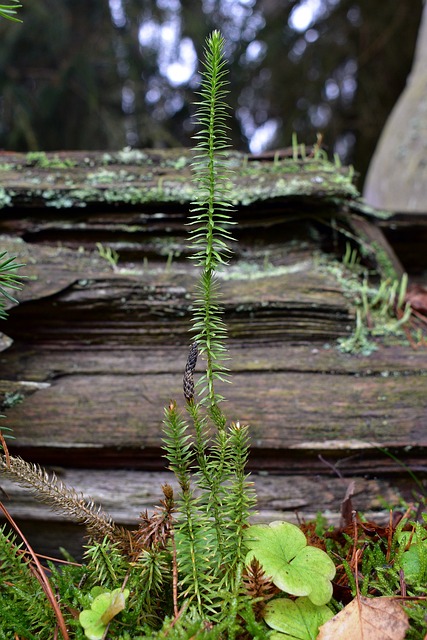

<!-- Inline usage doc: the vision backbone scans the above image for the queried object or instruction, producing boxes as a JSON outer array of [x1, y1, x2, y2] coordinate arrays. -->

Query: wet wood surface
[[0, 149, 426, 557]]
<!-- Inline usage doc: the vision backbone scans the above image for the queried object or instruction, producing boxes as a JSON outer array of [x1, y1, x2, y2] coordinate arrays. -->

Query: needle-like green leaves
[[0, 251, 25, 320], [0, 1, 22, 22], [189, 30, 235, 413]]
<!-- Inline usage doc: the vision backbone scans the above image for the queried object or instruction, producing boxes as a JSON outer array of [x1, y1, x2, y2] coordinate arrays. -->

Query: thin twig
[[170, 523, 179, 617], [0, 430, 11, 467]]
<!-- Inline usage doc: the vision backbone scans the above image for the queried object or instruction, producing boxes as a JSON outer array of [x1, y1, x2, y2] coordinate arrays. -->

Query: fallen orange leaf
[[317, 596, 409, 640]]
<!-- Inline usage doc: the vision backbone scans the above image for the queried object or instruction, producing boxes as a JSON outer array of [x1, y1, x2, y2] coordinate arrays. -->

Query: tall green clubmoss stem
[[162, 31, 255, 621], [189, 30, 235, 421]]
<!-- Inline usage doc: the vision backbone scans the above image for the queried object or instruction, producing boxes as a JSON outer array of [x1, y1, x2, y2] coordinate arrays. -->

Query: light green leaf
[[265, 597, 334, 640], [400, 544, 421, 583], [397, 529, 427, 584], [245, 521, 335, 605], [79, 588, 129, 640]]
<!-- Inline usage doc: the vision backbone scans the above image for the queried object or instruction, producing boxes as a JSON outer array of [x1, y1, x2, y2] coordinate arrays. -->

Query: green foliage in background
[[319, 506, 427, 640]]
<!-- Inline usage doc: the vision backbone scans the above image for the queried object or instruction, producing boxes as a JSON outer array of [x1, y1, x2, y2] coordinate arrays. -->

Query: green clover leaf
[[265, 596, 334, 640], [245, 521, 336, 605], [79, 587, 129, 640]]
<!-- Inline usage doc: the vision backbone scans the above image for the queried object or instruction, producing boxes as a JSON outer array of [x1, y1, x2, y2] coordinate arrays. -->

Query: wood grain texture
[[0, 469, 400, 525], [0, 149, 425, 557], [0, 470, 403, 560]]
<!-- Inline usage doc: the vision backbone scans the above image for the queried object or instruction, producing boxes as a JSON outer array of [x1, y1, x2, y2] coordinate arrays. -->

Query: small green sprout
[[96, 242, 120, 271]]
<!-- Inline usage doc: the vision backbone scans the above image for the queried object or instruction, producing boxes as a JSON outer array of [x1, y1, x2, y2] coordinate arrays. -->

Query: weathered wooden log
[[1, 341, 426, 458], [0, 149, 425, 557]]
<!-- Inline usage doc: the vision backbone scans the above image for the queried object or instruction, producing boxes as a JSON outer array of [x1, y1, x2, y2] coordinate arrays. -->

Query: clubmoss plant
[[0, 251, 25, 321], [1, 25, 424, 640], [162, 29, 255, 622], [0, 251, 24, 441]]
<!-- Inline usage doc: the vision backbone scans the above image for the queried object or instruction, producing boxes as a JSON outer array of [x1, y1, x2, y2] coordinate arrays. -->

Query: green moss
[[0, 148, 377, 212], [320, 255, 412, 355], [45, 196, 75, 208], [361, 241, 398, 280], [87, 169, 137, 184], [26, 151, 77, 169], [2, 391, 24, 409], [173, 155, 188, 170], [103, 187, 152, 205], [219, 260, 311, 281]]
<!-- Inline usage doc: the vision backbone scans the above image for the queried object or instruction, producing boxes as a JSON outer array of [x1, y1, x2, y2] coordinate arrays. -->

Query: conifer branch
[[0, 251, 25, 320]]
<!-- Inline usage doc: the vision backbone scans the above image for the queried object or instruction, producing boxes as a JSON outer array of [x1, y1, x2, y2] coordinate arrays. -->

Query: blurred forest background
[[0, 0, 423, 186]]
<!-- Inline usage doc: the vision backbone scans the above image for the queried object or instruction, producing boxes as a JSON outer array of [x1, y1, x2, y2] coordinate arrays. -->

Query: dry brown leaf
[[406, 284, 427, 315], [317, 596, 409, 640]]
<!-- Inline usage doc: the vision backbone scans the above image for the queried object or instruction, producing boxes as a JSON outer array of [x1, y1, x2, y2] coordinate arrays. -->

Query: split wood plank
[[0, 469, 403, 560]]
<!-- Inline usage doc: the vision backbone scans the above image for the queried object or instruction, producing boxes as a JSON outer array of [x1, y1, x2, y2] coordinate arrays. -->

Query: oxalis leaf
[[265, 596, 334, 640], [397, 529, 427, 584], [79, 587, 129, 640], [245, 521, 335, 605]]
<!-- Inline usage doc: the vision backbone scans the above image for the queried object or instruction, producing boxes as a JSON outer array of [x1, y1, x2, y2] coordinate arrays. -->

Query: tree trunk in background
[[363, 3, 427, 212]]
